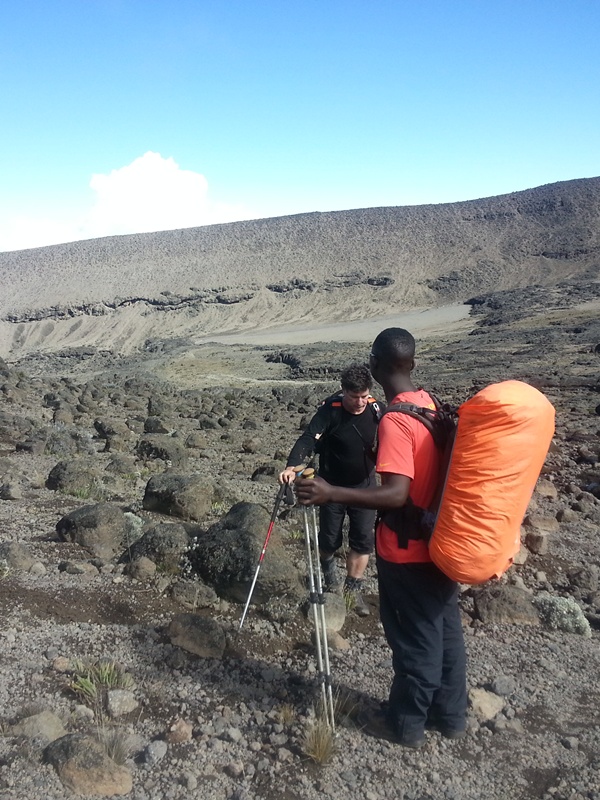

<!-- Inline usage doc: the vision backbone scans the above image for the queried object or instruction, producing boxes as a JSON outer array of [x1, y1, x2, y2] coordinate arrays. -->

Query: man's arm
[[286, 404, 332, 467], [279, 404, 332, 483], [295, 472, 410, 509]]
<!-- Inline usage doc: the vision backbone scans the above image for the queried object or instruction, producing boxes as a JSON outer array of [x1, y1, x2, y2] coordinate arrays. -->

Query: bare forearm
[[296, 474, 410, 509], [327, 483, 407, 509]]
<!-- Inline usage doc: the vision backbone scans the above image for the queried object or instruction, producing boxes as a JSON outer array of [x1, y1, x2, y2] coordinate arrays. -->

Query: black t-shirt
[[286, 396, 381, 487]]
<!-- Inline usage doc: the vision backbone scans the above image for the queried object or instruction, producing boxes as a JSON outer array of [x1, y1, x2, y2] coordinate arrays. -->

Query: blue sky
[[1, 0, 599, 252]]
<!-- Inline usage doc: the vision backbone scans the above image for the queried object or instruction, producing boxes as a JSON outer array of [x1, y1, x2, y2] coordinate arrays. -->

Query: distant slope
[[0, 177, 599, 356]]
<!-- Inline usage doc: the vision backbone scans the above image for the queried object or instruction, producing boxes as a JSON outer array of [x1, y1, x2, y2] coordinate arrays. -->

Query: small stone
[[561, 736, 579, 750], [106, 690, 139, 717], [165, 717, 193, 743], [469, 688, 505, 721], [525, 530, 549, 554], [144, 740, 168, 764]]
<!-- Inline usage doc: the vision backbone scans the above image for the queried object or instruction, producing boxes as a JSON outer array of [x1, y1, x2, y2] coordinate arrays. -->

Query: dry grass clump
[[300, 716, 336, 764], [278, 703, 296, 726], [97, 726, 133, 765]]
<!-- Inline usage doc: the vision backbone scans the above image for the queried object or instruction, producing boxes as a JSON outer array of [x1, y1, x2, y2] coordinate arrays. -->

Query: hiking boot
[[344, 577, 371, 616], [425, 719, 467, 739], [357, 707, 426, 749], [320, 558, 342, 591]]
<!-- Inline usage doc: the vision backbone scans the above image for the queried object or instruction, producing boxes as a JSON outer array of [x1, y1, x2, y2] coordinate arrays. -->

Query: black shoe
[[425, 719, 466, 739], [357, 707, 426, 749], [321, 558, 342, 590]]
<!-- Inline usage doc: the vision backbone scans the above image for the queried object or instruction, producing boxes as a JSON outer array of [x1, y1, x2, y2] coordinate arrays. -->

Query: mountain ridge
[[1, 176, 598, 356]]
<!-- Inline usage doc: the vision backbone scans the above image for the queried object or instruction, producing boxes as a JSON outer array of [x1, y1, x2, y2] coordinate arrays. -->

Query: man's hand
[[295, 475, 334, 506], [278, 466, 297, 485]]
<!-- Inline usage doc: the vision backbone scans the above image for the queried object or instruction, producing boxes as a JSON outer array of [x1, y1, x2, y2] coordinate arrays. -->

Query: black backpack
[[378, 393, 458, 548]]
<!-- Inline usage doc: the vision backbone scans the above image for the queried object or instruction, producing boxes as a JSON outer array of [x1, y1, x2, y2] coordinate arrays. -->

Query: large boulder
[[474, 585, 540, 626], [126, 522, 190, 572], [46, 458, 102, 497], [136, 435, 187, 469], [56, 503, 129, 559], [0, 542, 35, 571], [189, 502, 304, 603], [142, 473, 214, 521], [167, 613, 226, 658], [45, 733, 132, 796]]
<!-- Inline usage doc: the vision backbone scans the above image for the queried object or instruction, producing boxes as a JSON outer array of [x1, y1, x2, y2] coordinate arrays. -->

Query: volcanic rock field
[[0, 178, 599, 800]]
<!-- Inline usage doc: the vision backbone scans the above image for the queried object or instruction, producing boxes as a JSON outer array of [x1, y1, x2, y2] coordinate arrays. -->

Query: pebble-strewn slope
[[1, 177, 599, 318]]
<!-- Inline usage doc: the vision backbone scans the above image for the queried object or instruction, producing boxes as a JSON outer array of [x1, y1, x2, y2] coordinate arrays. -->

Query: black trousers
[[318, 477, 376, 556], [376, 557, 467, 739]]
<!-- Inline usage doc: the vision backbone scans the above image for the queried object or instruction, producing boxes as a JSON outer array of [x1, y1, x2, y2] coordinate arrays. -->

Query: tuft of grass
[[70, 675, 98, 702], [332, 687, 359, 725], [98, 726, 132, 765], [343, 590, 356, 612], [0, 559, 10, 580], [93, 661, 134, 690], [301, 717, 336, 764], [68, 659, 134, 706], [210, 499, 229, 515], [278, 703, 296, 726]]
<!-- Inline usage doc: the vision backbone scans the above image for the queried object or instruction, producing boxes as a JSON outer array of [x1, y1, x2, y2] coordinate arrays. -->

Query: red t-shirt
[[376, 389, 440, 563]]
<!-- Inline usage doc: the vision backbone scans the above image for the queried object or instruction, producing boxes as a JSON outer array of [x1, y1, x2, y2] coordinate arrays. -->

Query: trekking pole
[[239, 481, 291, 630], [296, 466, 336, 730]]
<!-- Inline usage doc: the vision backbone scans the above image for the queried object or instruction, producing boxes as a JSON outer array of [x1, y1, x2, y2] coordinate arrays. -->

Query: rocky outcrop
[[188, 502, 304, 603]]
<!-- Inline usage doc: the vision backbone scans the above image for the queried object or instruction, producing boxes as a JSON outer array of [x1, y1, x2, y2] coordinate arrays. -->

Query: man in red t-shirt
[[296, 327, 467, 748]]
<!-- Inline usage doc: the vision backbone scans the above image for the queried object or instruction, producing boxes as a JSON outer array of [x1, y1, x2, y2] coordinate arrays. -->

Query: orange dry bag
[[429, 380, 555, 584]]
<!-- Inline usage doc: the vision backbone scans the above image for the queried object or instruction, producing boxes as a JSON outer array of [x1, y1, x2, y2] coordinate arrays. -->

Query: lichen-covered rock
[[534, 593, 592, 637]]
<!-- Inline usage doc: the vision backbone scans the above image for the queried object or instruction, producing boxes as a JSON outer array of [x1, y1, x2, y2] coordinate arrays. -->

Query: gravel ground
[[0, 284, 599, 800]]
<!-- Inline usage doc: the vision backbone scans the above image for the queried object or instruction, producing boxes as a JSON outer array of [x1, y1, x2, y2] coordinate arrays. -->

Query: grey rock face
[[46, 458, 101, 496], [136, 434, 187, 468], [126, 522, 190, 571], [10, 709, 66, 743], [0, 542, 35, 571]]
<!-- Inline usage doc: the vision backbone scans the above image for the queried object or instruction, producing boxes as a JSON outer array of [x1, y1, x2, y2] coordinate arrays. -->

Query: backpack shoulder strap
[[368, 396, 383, 421], [382, 394, 458, 450]]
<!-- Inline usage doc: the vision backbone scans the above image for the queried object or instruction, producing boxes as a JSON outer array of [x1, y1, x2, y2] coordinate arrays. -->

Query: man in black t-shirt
[[279, 364, 382, 616]]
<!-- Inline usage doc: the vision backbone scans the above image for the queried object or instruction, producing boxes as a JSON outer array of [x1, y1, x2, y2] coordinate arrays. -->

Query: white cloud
[[0, 152, 253, 252]]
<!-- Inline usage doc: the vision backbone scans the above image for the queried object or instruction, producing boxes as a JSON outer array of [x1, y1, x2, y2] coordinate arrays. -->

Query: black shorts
[[318, 476, 376, 556]]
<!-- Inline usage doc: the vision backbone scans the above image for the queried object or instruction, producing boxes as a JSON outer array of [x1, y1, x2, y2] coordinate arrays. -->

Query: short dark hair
[[340, 363, 373, 393], [371, 328, 415, 367]]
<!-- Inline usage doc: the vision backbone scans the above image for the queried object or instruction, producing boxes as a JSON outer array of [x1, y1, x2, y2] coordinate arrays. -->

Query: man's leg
[[346, 500, 376, 578], [377, 559, 455, 742], [346, 550, 369, 579], [344, 502, 376, 615], [428, 586, 467, 733], [318, 502, 345, 589]]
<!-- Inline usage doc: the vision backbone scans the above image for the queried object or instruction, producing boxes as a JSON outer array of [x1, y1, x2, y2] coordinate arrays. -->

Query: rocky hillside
[[0, 284, 599, 799], [1, 177, 599, 357]]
